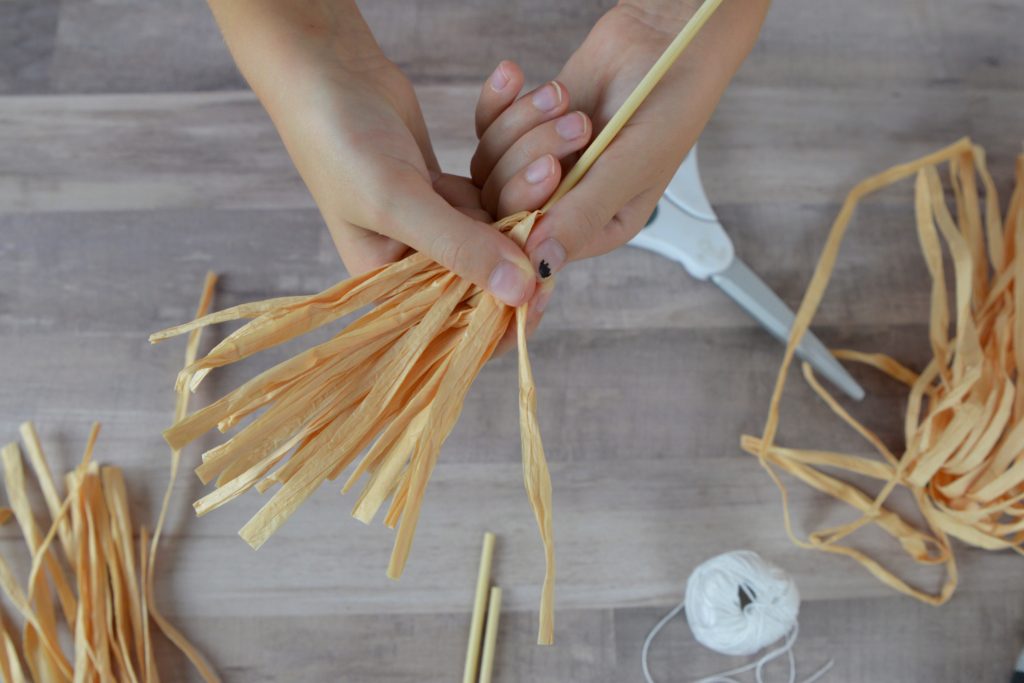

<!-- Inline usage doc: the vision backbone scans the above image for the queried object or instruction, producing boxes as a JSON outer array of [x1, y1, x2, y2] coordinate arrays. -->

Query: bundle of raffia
[[743, 138, 1024, 604], [0, 275, 219, 681], [149, 0, 726, 645]]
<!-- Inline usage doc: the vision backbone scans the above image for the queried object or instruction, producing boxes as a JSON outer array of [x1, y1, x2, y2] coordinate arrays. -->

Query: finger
[[494, 154, 562, 218], [471, 80, 569, 186], [475, 61, 524, 139], [377, 169, 537, 306], [326, 219, 409, 276], [492, 278, 554, 357], [432, 173, 484, 212], [433, 173, 492, 222], [455, 206, 494, 223], [481, 111, 591, 215], [524, 143, 665, 279]]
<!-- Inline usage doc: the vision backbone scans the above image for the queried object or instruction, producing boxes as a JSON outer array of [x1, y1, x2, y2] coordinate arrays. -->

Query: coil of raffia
[[742, 138, 1024, 604]]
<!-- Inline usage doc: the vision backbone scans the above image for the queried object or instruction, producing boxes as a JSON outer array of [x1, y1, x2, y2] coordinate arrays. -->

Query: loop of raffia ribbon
[[742, 138, 1024, 605], [150, 0, 726, 645]]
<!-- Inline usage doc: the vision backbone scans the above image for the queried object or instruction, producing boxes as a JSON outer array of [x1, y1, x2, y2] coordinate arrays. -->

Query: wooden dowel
[[463, 532, 496, 683], [478, 587, 503, 683]]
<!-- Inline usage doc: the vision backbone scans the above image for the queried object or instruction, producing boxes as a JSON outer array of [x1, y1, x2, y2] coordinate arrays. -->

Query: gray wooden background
[[2, 0, 1023, 681]]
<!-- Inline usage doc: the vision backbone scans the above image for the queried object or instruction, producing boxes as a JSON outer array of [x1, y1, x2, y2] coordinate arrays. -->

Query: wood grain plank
[[147, 607, 615, 683], [145, 587, 1024, 682], [3, 2, 1024, 679], [616, 588, 1024, 683], [3, 332, 1021, 623], [51, 0, 244, 94], [3, 84, 1022, 214], [0, 84, 1019, 340], [42, 0, 1024, 94], [0, 199, 943, 340], [0, 0, 59, 94]]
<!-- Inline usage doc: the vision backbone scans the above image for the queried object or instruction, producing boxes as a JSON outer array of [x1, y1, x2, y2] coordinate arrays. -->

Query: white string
[[642, 597, 687, 683], [641, 551, 834, 683]]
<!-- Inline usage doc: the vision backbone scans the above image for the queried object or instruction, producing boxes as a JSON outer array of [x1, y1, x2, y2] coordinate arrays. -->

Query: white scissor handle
[[629, 145, 734, 280]]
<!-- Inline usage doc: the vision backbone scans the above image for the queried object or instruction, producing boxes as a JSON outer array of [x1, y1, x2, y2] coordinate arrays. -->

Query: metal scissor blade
[[710, 258, 865, 401]]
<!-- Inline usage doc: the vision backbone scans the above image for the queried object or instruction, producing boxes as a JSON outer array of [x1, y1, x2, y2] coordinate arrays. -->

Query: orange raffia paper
[[0, 274, 219, 681], [151, 212, 557, 642], [742, 138, 1024, 604]]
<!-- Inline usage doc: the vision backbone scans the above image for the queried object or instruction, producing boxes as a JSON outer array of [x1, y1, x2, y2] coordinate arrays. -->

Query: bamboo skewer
[[478, 587, 503, 683], [540, 0, 725, 210], [151, 0, 727, 645], [463, 532, 497, 683]]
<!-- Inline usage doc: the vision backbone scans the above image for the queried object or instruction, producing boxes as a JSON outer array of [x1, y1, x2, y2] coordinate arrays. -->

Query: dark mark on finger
[[538, 260, 552, 279]]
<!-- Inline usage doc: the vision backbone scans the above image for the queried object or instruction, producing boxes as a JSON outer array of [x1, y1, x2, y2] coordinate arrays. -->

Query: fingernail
[[489, 63, 510, 92], [524, 155, 554, 185], [555, 112, 587, 140], [532, 239, 566, 279], [532, 82, 562, 113], [488, 260, 533, 306]]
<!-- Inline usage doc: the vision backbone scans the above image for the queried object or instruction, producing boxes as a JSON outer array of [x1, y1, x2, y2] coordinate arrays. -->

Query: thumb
[[523, 153, 649, 279], [378, 171, 537, 306]]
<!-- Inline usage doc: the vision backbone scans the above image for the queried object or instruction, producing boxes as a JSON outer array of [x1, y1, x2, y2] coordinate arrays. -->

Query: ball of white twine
[[685, 550, 799, 656], [641, 550, 833, 683]]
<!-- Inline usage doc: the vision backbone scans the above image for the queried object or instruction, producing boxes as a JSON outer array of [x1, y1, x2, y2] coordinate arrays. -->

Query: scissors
[[629, 145, 865, 401]]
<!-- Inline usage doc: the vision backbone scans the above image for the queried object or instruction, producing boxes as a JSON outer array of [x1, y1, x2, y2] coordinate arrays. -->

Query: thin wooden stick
[[462, 531, 496, 683], [540, 0, 726, 211], [478, 586, 503, 683]]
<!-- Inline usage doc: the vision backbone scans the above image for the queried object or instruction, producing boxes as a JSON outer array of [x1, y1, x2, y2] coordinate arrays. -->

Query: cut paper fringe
[[0, 273, 220, 681], [743, 139, 1024, 604], [153, 213, 556, 643]]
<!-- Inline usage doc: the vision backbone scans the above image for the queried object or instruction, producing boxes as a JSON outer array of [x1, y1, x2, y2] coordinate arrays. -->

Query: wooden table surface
[[2, 1, 1023, 681]]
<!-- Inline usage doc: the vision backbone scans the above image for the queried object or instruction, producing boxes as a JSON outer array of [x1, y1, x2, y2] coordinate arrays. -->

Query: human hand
[[472, 0, 769, 280], [207, 0, 540, 306]]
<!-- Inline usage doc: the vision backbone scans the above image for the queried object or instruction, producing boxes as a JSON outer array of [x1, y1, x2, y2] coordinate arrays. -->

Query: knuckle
[[577, 197, 610, 233], [359, 191, 392, 234], [603, 214, 636, 251], [363, 166, 422, 231], [607, 207, 647, 244], [430, 231, 472, 276]]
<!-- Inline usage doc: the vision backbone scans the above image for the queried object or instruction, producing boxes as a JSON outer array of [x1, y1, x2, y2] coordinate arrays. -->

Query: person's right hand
[[470, 1, 768, 282]]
